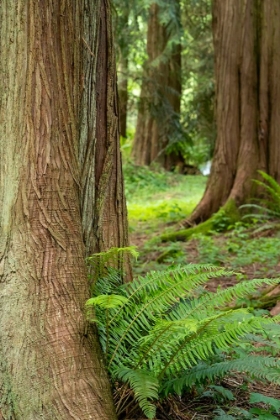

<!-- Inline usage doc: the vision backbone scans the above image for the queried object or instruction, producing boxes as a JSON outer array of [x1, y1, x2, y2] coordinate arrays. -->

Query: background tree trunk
[[115, 3, 130, 139], [132, 1, 182, 170], [0, 1, 128, 418], [118, 55, 129, 138], [187, 0, 280, 224]]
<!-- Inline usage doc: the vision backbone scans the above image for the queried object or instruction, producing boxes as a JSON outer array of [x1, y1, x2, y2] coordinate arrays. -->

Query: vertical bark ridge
[[268, 1, 280, 182], [80, 0, 131, 278], [230, 0, 259, 202], [0, 1, 120, 418], [187, 0, 280, 224], [189, 0, 242, 222]]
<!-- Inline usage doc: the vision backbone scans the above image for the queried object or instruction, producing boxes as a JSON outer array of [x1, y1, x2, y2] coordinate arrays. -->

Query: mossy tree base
[[161, 200, 240, 242]]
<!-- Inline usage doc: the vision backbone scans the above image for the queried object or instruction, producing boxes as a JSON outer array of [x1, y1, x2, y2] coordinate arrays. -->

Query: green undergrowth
[[135, 223, 280, 280], [119, 168, 280, 418], [161, 199, 240, 242], [124, 162, 206, 227], [87, 249, 280, 420], [195, 225, 280, 277], [125, 165, 280, 282]]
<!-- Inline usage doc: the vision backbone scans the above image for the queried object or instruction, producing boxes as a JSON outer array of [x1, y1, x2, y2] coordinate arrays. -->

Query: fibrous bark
[[0, 1, 129, 418], [186, 0, 280, 225], [118, 54, 129, 138], [116, 3, 130, 139], [81, 1, 131, 279], [132, 1, 182, 170]]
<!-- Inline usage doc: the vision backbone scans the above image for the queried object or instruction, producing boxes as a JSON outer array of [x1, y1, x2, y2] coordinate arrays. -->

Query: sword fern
[[86, 261, 280, 419]]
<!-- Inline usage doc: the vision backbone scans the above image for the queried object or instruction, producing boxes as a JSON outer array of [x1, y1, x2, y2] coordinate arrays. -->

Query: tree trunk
[[118, 55, 129, 138], [81, 1, 132, 279], [187, 0, 280, 224], [115, 3, 130, 139], [132, 1, 182, 170], [0, 1, 128, 419]]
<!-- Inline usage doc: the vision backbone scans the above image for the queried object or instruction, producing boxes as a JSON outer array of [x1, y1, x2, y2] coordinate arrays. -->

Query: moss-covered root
[[161, 218, 214, 242], [161, 199, 240, 242]]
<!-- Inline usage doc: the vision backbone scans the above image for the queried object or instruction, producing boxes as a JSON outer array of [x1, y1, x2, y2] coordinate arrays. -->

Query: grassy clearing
[[124, 163, 207, 274], [124, 162, 206, 227], [124, 163, 280, 281]]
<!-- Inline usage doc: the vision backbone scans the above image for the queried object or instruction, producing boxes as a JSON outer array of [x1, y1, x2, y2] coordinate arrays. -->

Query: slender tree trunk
[[114, 2, 130, 139], [0, 1, 128, 418], [132, 1, 182, 170], [187, 0, 280, 224], [116, 4, 130, 139], [118, 55, 129, 138]]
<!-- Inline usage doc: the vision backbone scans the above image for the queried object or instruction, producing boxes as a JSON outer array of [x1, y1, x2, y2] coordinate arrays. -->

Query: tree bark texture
[[115, 5, 130, 139], [132, 2, 182, 169], [188, 0, 280, 224], [0, 1, 129, 419], [80, 1, 131, 278], [118, 55, 129, 139]]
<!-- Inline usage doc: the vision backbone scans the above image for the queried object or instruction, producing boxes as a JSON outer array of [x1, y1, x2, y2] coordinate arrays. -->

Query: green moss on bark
[[161, 199, 240, 242]]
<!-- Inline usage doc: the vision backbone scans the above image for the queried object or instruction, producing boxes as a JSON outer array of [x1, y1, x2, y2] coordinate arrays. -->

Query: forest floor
[[130, 220, 280, 295], [123, 163, 280, 420]]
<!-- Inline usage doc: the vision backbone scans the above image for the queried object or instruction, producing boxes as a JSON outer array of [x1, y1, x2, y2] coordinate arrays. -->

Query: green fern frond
[[241, 203, 278, 214], [163, 355, 280, 395], [115, 367, 159, 419], [121, 264, 231, 304], [241, 204, 280, 220], [136, 311, 240, 370], [166, 277, 279, 322], [87, 246, 139, 262], [258, 170, 280, 196], [85, 294, 129, 309], [87, 246, 138, 288], [241, 172, 280, 221], [254, 180, 280, 206], [87, 260, 280, 420], [158, 312, 270, 378], [250, 392, 280, 413], [91, 267, 124, 296], [135, 317, 201, 369], [110, 265, 230, 328], [107, 265, 233, 367]]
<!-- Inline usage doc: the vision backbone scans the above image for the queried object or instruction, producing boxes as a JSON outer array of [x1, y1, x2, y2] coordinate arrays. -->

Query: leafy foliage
[[164, 355, 280, 396], [179, 0, 215, 165], [213, 391, 280, 419], [196, 228, 280, 277], [86, 255, 280, 419], [87, 246, 138, 287], [116, 367, 159, 418], [114, 0, 215, 165], [247, 393, 280, 420], [241, 171, 280, 231]]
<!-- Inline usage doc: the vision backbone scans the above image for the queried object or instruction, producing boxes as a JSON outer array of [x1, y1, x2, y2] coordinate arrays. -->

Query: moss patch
[[161, 199, 240, 242]]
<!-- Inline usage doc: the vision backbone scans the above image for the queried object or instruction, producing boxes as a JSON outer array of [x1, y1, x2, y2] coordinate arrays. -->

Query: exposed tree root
[[161, 199, 240, 242]]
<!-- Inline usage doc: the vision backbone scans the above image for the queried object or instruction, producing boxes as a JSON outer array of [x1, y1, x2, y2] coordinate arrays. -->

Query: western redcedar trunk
[[132, 1, 182, 170], [188, 0, 280, 224], [0, 1, 128, 418], [116, 5, 130, 139], [118, 55, 129, 138]]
